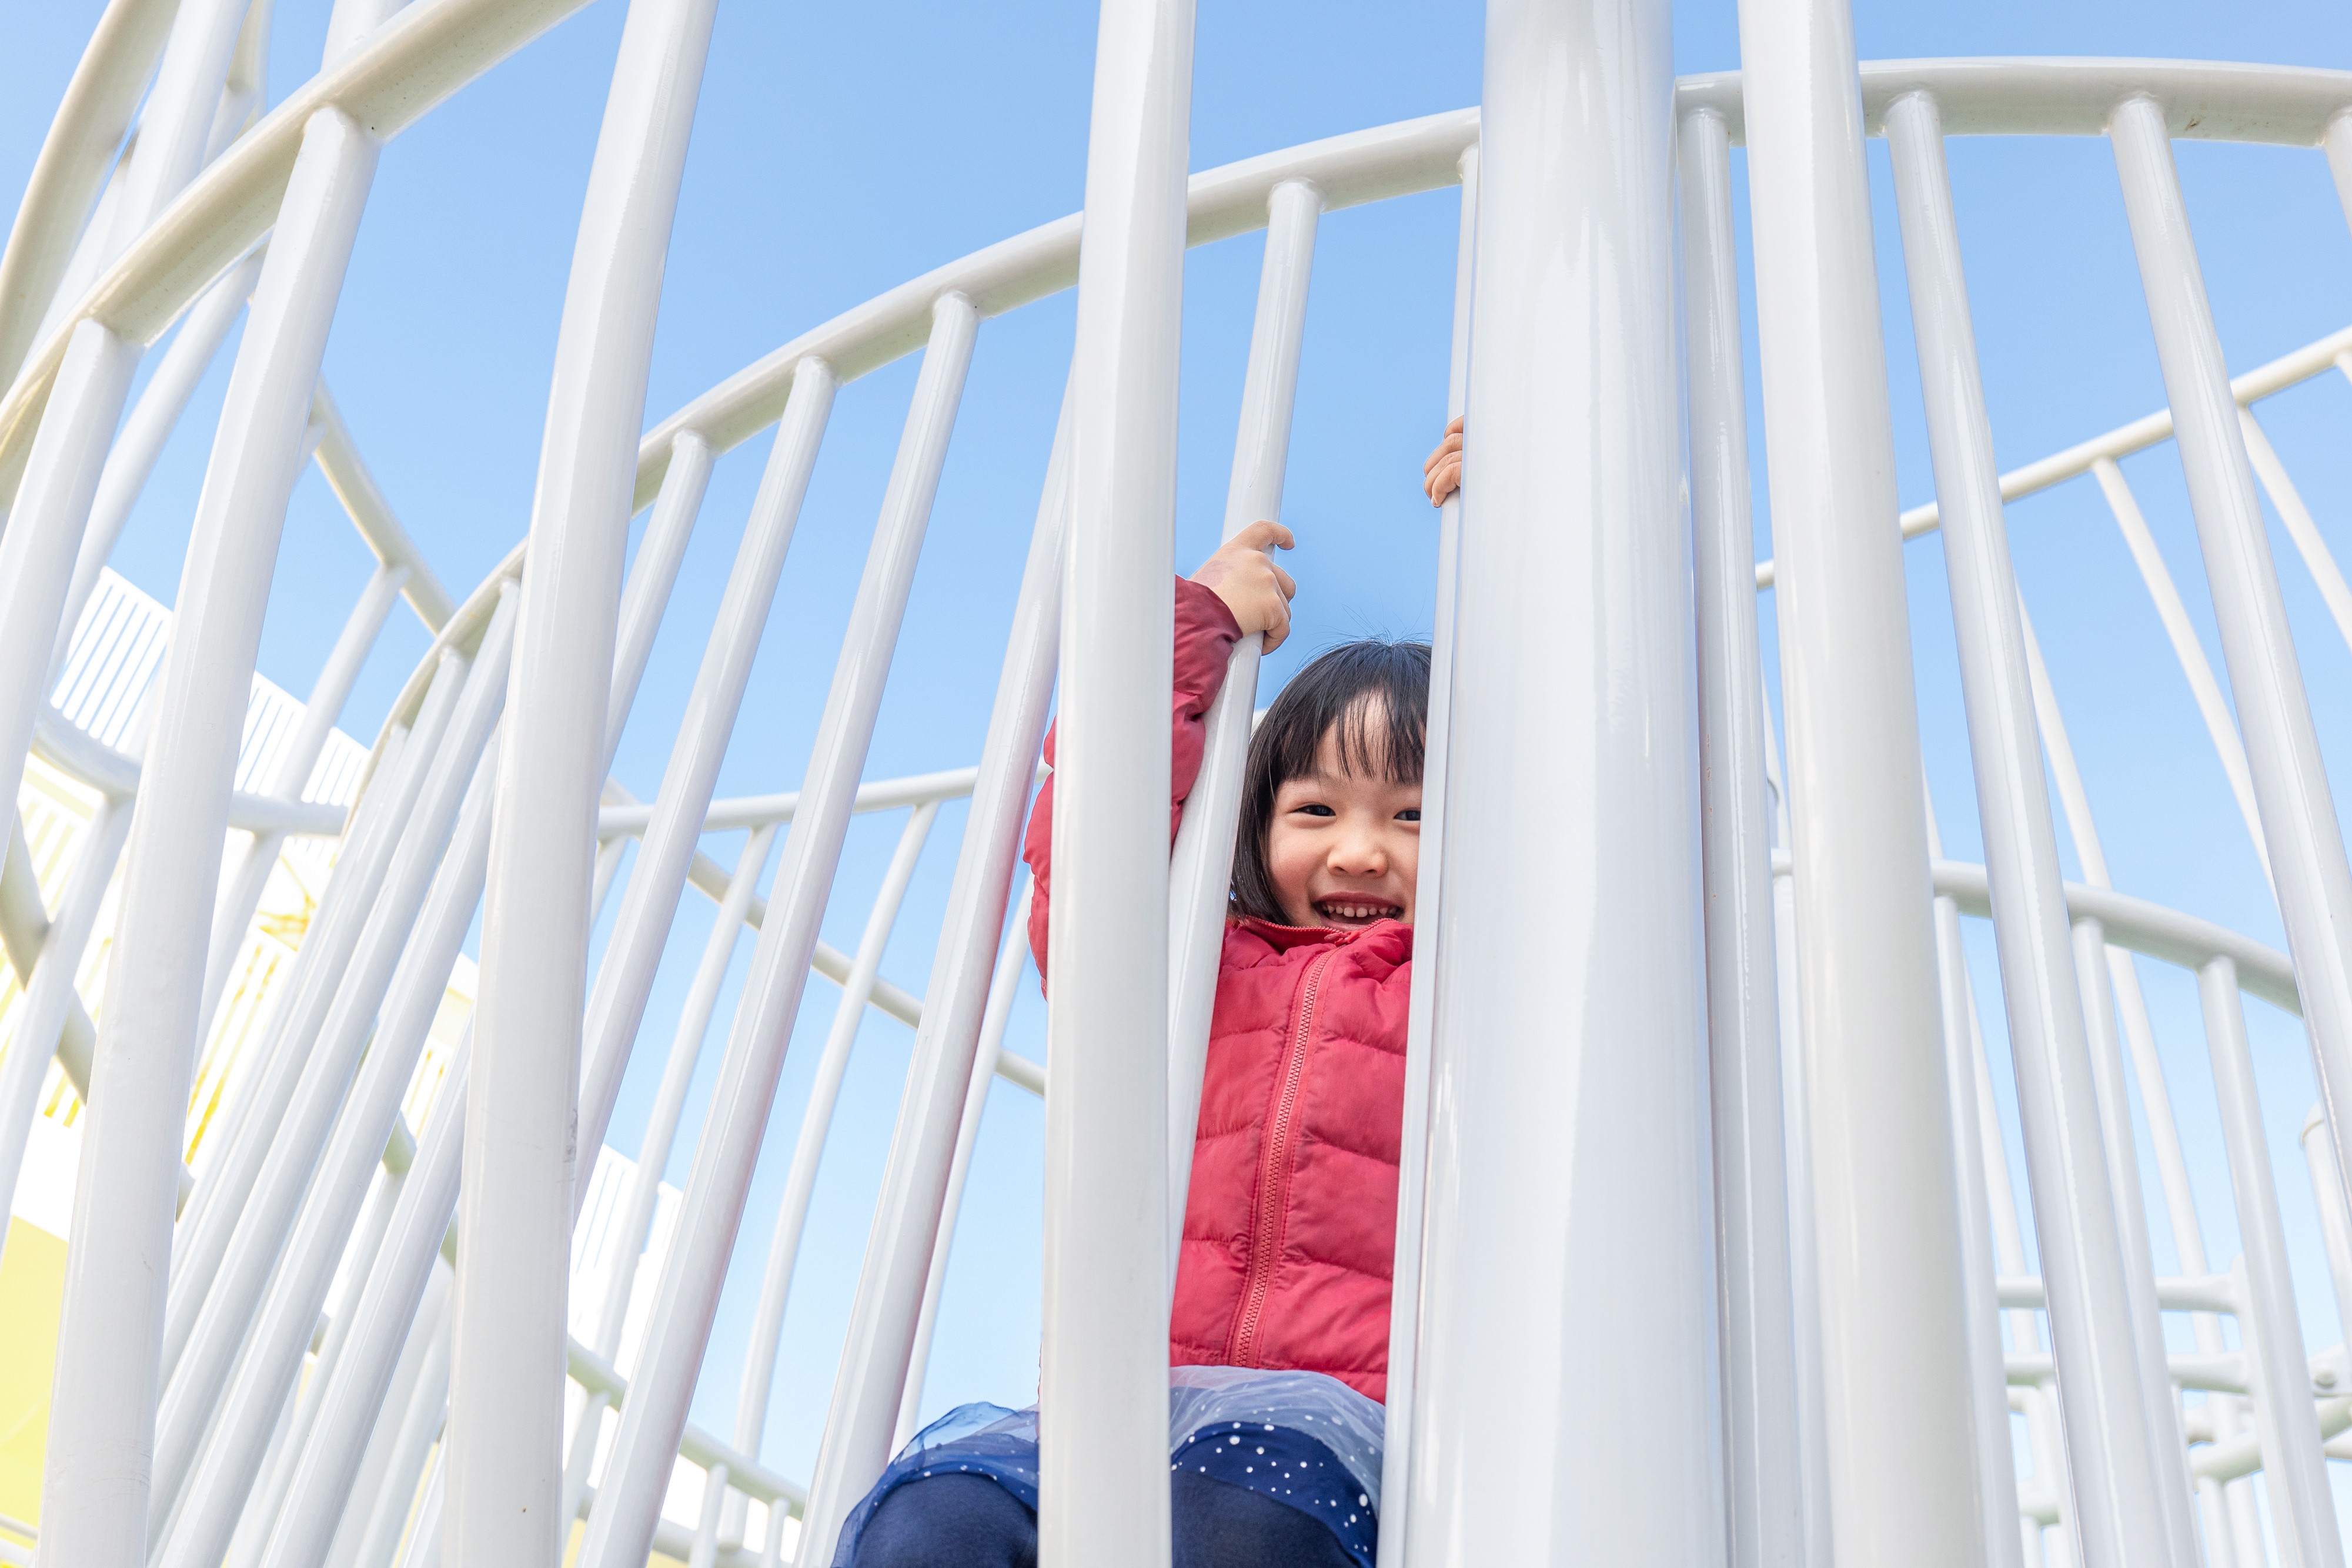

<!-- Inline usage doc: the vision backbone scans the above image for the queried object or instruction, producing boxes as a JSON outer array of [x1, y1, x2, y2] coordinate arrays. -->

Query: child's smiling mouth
[[1313, 897, 1402, 927]]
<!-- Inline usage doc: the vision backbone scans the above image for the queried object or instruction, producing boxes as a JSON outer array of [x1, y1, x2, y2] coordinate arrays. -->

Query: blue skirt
[[834, 1367, 1385, 1567]]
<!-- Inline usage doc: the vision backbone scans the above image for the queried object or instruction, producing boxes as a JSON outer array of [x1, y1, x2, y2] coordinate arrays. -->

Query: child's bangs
[[1255, 640, 1432, 788]]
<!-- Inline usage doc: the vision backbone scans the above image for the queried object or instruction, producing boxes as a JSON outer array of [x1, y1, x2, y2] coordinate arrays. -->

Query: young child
[[835, 432, 1461, 1568]]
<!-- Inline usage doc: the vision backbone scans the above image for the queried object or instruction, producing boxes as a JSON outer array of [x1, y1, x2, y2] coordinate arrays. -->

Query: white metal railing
[[6, 5, 2352, 1567]]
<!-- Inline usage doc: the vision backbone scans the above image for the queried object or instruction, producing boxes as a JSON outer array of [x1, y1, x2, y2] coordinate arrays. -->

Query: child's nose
[[1329, 828, 1387, 876]]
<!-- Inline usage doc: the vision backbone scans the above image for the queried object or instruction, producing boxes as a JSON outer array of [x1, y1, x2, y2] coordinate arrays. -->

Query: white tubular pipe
[[158, 439, 502, 1568], [734, 802, 940, 1459], [2239, 409, 2352, 657], [1035, 1, 1193, 1559], [1162, 175, 1319, 1256], [796, 387, 1072, 1559], [338, 1267, 453, 1568], [589, 822, 777, 1359], [38, 93, 380, 1568], [559, 825, 776, 1539], [2113, 93, 2352, 1248], [1734, 1, 1982, 1562], [165, 639, 469, 1380], [573, 359, 836, 1182], [2300, 1106, 2352, 1364], [2069, 914, 2201, 1552], [2197, 958, 2344, 1568], [0, 0, 246, 846], [1406, 0, 1709, 1559], [0, 796, 131, 1271], [1680, 101, 1808, 1568], [173, 667, 451, 1282], [199, 556, 412, 1041], [175, 737, 505, 1568], [447, 0, 717, 1556], [1374, 143, 1475, 1568], [1762, 717, 1835, 1568], [577, 291, 976, 1568], [607, 429, 716, 767], [1887, 91, 2179, 1568], [52, 251, 262, 680], [1929, 885, 2029, 1568], [0, 0, 178, 389], [258, 1028, 469, 1568], [2087, 456, 2270, 878], [894, 884, 1035, 1452]]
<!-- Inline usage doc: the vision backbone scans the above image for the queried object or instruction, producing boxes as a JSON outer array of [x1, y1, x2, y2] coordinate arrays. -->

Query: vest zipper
[[1228, 939, 1344, 1367]]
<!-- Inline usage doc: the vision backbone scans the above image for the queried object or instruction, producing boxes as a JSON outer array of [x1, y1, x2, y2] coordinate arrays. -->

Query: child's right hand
[[1190, 520, 1297, 652], [1424, 415, 1463, 507]]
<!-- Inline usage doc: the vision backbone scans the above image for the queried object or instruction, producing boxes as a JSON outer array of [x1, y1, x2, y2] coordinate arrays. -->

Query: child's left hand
[[1423, 416, 1462, 507], [1191, 521, 1297, 652]]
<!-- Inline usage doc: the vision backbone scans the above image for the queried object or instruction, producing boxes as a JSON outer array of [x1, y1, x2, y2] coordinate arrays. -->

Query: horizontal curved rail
[[0, 0, 597, 498], [32, 707, 345, 837], [1775, 850, 2302, 1012], [1678, 56, 2352, 146]]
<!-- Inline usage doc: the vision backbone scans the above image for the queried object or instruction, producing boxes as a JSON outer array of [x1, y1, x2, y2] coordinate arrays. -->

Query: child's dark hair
[[1230, 638, 1432, 923]]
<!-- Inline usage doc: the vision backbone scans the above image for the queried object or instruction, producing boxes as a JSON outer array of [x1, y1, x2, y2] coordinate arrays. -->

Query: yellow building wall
[[0, 1219, 66, 1530]]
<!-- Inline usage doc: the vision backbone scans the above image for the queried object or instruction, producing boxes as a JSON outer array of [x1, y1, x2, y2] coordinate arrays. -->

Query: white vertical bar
[[198, 556, 412, 1040], [606, 429, 717, 767], [733, 801, 940, 1461], [2113, 95, 2352, 1242], [577, 292, 977, 1568], [1680, 102, 1807, 1568], [163, 723, 507, 1568], [2067, 915, 2201, 1549], [51, 251, 264, 681], [581, 821, 777, 1368], [330, 1268, 452, 1568], [1733, 1, 1983, 1561], [446, 0, 717, 1557], [572, 360, 836, 1182], [687, 1465, 729, 1568], [171, 653, 460, 1302], [0, 0, 178, 390], [1886, 91, 2180, 1568], [1406, 0, 1713, 1560], [1760, 711, 1835, 1568], [2239, 409, 2352, 658], [893, 883, 1035, 1453], [1927, 877, 2029, 1568], [2198, 959, 2343, 1568], [0, 795, 129, 1268], [256, 1032, 470, 1568], [38, 95, 381, 1568], [1037, 0, 1193, 1557], [1375, 143, 1475, 1568], [2299, 1106, 2352, 1362], [797, 386, 1071, 1561], [1163, 175, 1319, 1253], [2086, 457, 2270, 878], [0, 0, 246, 835], [163, 601, 499, 1448]]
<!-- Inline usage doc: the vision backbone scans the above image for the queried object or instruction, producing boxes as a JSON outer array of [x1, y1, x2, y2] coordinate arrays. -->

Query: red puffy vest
[[1023, 579, 1410, 1402]]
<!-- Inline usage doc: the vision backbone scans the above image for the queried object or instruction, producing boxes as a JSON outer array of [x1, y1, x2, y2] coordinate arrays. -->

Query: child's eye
[[1396, 808, 1421, 823], [1294, 803, 1336, 818]]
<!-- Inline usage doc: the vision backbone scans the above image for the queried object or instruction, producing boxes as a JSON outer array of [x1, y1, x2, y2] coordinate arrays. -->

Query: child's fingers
[[1231, 519, 1294, 553], [1271, 562, 1297, 600]]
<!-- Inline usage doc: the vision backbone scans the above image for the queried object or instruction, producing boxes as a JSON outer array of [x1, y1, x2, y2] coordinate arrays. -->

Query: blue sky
[[8, 0, 2352, 1510]]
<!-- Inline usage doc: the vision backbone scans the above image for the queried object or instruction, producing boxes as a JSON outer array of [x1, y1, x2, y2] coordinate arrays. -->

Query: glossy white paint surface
[[1035, 0, 1195, 1560], [1886, 91, 2181, 1568], [447, 0, 718, 1559], [2112, 93, 2352, 1255], [1681, 102, 1807, 1568], [578, 293, 976, 1568], [1734, 2, 1983, 1563], [1163, 176, 1318, 1259], [1405, 2, 1716, 1563]]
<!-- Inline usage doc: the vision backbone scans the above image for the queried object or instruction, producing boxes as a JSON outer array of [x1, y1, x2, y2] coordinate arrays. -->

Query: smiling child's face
[[1265, 706, 1422, 930]]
